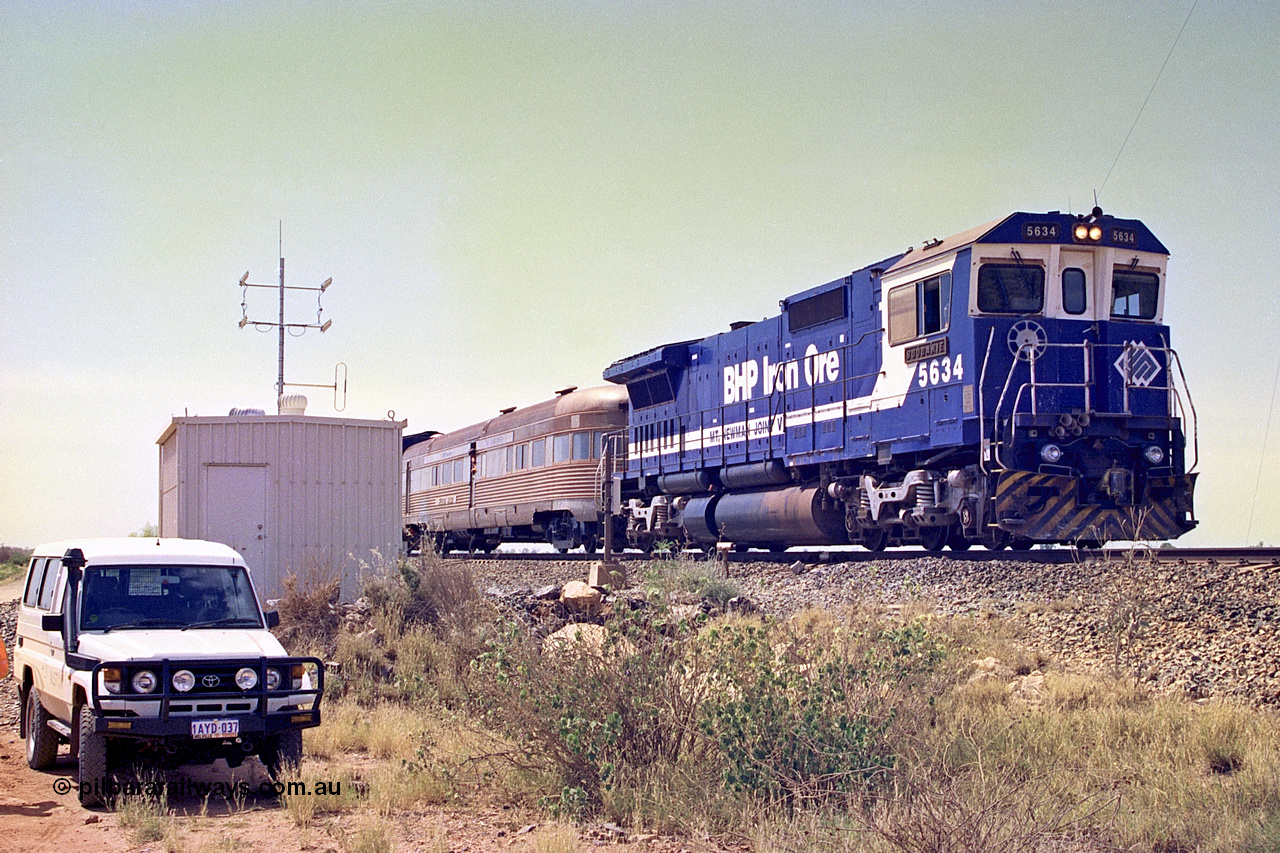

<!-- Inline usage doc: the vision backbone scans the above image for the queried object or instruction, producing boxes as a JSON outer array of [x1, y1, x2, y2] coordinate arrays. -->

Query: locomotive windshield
[[977, 263, 1045, 314], [79, 565, 262, 632], [1111, 270, 1159, 319]]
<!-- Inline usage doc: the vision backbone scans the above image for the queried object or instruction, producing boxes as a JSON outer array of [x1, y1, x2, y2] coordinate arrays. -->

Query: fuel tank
[[702, 485, 848, 546]]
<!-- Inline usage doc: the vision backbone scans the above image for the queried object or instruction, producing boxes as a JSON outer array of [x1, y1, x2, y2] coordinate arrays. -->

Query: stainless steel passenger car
[[402, 386, 629, 553]]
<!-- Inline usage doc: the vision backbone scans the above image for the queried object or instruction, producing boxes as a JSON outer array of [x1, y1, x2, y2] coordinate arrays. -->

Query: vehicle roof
[[29, 537, 246, 566]]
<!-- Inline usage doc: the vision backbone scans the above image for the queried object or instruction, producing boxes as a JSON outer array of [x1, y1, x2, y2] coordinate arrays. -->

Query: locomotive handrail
[[1162, 339, 1199, 472], [978, 327, 996, 474], [992, 338, 1195, 473], [595, 431, 628, 513]]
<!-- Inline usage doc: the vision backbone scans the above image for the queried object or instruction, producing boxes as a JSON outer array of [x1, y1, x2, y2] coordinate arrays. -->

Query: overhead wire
[[1099, 0, 1198, 194], [1244, 350, 1280, 546]]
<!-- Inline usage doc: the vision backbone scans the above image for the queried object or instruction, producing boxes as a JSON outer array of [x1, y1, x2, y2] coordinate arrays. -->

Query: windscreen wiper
[[180, 617, 263, 631], [101, 618, 187, 633]]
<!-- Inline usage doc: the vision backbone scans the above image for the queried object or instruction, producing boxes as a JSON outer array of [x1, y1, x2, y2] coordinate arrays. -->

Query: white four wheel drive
[[14, 538, 323, 807]]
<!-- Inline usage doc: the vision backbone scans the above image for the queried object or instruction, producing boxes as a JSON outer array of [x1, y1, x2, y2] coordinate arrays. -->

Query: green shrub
[[696, 616, 947, 808]]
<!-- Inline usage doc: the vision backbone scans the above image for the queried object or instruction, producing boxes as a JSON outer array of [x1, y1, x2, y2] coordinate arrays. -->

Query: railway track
[[452, 545, 1280, 707], [446, 546, 1280, 565]]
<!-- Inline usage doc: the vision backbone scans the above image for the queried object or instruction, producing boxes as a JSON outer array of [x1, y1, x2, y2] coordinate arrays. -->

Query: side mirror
[[264, 610, 280, 629], [41, 613, 63, 632]]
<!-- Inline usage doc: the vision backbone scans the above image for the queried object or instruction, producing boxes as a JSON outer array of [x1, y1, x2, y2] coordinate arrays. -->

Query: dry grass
[[261, 558, 1280, 853]]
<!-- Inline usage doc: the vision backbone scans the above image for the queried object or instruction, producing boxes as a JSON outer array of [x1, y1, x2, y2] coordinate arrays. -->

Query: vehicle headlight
[[102, 667, 123, 694], [172, 670, 196, 693], [265, 668, 281, 691], [291, 664, 305, 691], [1040, 444, 1063, 464], [1144, 445, 1165, 465], [131, 670, 158, 694], [235, 667, 258, 690]]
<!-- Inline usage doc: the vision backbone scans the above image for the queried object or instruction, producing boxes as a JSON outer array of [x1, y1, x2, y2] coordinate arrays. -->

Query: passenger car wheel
[[78, 704, 108, 807], [25, 689, 58, 770]]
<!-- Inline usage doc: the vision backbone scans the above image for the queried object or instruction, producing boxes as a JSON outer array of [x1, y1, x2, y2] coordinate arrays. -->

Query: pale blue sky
[[2, 1, 1277, 547]]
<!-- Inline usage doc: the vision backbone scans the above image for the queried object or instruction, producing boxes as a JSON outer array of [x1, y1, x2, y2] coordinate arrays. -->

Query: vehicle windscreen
[[80, 565, 262, 632]]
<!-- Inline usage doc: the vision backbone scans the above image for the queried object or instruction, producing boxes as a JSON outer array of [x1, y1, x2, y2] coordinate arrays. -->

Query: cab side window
[[888, 272, 951, 345]]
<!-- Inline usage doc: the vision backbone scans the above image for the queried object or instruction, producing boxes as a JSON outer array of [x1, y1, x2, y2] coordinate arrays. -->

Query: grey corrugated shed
[[157, 413, 405, 601]]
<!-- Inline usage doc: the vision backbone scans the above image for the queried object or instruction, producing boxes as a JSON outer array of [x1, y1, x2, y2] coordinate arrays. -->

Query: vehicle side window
[[38, 558, 62, 611], [1062, 268, 1087, 315], [977, 263, 1045, 314], [887, 273, 951, 345], [1111, 270, 1159, 319], [531, 438, 546, 467], [23, 558, 47, 607], [572, 432, 591, 461]]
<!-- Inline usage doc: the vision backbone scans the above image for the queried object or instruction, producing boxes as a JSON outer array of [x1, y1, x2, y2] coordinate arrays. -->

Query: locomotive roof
[[886, 210, 1167, 275], [404, 385, 628, 456]]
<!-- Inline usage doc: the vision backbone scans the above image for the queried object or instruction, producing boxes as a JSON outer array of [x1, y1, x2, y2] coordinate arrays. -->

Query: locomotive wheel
[[920, 526, 949, 552], [981, 527, 1010, 551], [861, 527, 889, 552], [947, 531, 972, 551], [584, 535, 598, 554]]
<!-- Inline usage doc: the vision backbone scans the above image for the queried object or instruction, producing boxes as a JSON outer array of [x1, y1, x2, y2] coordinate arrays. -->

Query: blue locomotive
[[603, 209, 1198, 551]]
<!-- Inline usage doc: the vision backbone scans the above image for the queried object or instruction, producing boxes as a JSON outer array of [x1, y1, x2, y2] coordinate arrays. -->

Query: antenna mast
[[238, 224, 334, 413]]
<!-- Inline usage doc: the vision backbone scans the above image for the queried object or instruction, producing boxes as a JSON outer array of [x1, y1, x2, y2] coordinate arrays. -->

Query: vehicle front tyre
[[25, 689, 58, 770], [262, 730, 303, 780], [78, 704, 108, 807]]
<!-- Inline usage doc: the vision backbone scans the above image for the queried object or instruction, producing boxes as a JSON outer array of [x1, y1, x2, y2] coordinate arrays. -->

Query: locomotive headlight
[[1089, 224, 1103, 241], [1073, 222, 1091, 241], [172, 670, 196, 693], [1144, 445, 1165, 465], [235, 667, 259, 690], [1040, 444, 1063, 464], [131, 669, 158, 694]]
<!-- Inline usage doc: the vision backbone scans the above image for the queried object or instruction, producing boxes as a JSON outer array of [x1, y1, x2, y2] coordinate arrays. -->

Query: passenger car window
[[978, 264, 1045, 314], [1062, 268, 1087, 315], [553, 434, 572, 464], [1111, 270, 1159, 319]]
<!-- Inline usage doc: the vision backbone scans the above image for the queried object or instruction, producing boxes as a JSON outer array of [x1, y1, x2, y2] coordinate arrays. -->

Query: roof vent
[[555, 386, 577, 397], [229, 407, 266, 416], [279, 394, 308, 415]]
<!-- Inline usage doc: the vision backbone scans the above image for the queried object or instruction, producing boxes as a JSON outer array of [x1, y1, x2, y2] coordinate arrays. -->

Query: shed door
[[203, 465, 267, 573]]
